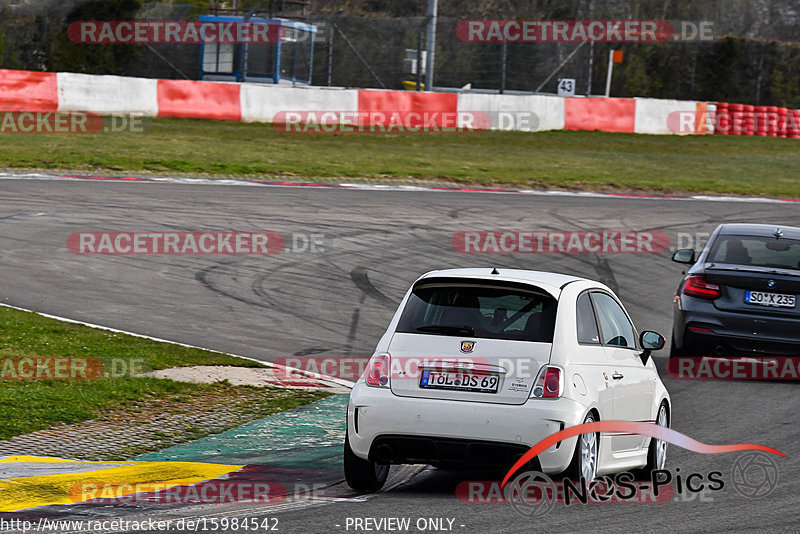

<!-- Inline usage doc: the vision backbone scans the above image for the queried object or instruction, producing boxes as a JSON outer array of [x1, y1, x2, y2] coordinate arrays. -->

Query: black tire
[[563, 412, 598, 483], [343, 430, 389, 493], [637, 402, 670, 479], [668, 334, 689, 359]]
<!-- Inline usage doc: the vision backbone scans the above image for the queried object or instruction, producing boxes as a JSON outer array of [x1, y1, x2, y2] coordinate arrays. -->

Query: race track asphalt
[[0, 177, 798, 533]]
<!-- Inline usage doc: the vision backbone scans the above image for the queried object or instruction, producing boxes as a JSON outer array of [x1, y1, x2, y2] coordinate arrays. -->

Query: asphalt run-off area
[[0, 175, 797, 533]]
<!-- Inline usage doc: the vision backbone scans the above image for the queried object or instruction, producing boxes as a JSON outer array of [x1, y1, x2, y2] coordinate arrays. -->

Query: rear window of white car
[[396, 280, 557, 342]]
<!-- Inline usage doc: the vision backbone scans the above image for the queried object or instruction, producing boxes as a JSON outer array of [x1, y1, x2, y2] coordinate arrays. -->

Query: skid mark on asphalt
[[196, 260, 344, 338], [350, 267, 398, 310], [594, 257, 619, 293], [189, 243, 401, 358], [343, 294, 366, 357]]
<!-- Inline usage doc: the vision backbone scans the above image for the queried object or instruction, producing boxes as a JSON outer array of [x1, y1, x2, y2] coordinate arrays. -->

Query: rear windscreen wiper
[[416, 324, 475, 336]]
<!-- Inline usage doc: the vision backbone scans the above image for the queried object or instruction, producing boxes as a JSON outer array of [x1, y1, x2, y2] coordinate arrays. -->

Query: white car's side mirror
[[639, 330, 666, 364]]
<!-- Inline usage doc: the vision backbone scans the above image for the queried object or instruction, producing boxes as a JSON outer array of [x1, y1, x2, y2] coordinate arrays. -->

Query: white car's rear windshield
[[396, 279, 557, 342]]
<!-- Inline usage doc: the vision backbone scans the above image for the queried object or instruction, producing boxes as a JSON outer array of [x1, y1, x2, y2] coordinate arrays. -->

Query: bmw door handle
[[612, 372, 624, 380]]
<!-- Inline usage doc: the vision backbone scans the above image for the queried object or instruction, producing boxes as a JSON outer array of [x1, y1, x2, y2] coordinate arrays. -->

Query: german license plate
[[419, 370, 499, 393], [744, 291, 796, 308]]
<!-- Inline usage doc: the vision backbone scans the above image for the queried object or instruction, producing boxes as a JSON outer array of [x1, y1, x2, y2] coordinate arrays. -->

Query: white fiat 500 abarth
[[344, 268, 671, 492]]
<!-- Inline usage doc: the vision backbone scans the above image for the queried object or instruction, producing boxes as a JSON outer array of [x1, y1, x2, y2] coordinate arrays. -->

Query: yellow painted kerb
[[0, 459, 242, 512]]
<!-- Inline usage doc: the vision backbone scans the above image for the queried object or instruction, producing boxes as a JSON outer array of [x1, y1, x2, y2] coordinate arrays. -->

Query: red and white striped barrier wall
[[565, 96, 636, 133], [359, 89, 458, 127], [456, 93, 565, 131], [158, 79, 242, 121], [1, 68, 796, 138], [0, 70, 58, 112], [635, 98, 707, 135], [241, 84, 357, 123], [58, 72, 158, 115]]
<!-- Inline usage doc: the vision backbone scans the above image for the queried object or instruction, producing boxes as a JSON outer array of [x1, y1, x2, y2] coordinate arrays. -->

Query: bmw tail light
[[532, 366, 562, 398], [364, 353, 390, 388], [682, 275, 721, 300]]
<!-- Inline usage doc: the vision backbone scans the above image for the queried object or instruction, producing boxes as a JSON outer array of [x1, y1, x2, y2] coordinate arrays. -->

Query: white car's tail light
[[531, 365, 562, 398], [365, 353, 390, 388]]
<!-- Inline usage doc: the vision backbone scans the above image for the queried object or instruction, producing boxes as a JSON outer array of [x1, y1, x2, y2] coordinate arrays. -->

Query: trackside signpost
[[605, 50, 624, 97]]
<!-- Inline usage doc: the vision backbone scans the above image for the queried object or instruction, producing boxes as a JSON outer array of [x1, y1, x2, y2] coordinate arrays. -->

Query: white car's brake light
[[531, 365, 562, 398], [364, 353, 390, 388]]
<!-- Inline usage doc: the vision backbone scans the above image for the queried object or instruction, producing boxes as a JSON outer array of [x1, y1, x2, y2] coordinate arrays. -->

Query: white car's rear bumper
[[347, 382, 590, 474]]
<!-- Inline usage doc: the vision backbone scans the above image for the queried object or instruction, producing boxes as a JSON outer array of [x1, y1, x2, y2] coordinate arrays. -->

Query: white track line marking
[[0, 302, 355, 389], [1, 172, 798, 204]]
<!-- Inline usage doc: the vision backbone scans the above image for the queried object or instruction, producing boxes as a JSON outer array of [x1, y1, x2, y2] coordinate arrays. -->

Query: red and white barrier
[[456, 93, 565, 131], [241, 84, 358, 123], [565, 97, 636, 133], [635, 98, 703, 135], [57, 72, 158, 115], [0, 70, 58, 112], [157, 79, 241, 121], [1, 68, 797, 139], [359, 89, 458, 127]]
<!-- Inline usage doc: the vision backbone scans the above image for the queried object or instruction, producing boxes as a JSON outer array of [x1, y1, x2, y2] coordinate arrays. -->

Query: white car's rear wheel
[[636, 402, 669, 477], [565, 412, 598, 482], [652, 403, 669, 470], [343, 430, 389, 493]]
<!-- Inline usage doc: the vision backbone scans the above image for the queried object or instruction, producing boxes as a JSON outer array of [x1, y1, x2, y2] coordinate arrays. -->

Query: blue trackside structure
[[198, 15, 316, 85]]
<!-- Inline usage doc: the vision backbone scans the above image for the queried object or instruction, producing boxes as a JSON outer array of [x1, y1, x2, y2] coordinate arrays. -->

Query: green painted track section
[[137, 395, 347, 469]]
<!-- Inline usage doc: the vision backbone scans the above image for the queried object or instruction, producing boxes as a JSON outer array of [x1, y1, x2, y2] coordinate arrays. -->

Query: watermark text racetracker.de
[[672, 231, 712, 252], [274, 111, 491, 134], [460, 470, 715, 506], [0, 112, 146, 134], [277, 110, 554, 134], [667, 109, 800, 135], [456, 20, 714, 43], [453, 231, 671, 254], [67, 232, 325, 255], [69, 20, 282, 44], [273, 355, 538, 382], [667, 356, 800, 380], [68, 479, 287, 506], [0, 357, 145, 380]]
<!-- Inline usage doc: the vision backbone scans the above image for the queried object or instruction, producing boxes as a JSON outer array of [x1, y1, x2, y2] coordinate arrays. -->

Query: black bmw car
[[671, 223, 800, 358]]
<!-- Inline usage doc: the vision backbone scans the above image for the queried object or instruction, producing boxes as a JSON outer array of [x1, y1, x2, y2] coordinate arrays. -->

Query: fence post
[[500, 41, 507, 94], [587, 41, 594, 95], [417, 17, 430, 91], [424, 0, 438, 91], [604, 49, 614, 97], [327, 24, 334, 86]]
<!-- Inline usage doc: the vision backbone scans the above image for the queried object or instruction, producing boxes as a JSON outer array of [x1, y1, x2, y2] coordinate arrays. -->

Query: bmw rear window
[[396, 280, 557, 342], [709, 235, 800, 271]]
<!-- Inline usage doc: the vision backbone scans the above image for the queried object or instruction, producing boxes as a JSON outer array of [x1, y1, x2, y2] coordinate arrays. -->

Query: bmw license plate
[[419, 370, 499, 393], [744, 291, 796, 308]]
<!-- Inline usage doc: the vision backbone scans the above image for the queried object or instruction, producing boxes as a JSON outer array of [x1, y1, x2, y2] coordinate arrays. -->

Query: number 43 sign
[[558, 78, 575, 96]]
